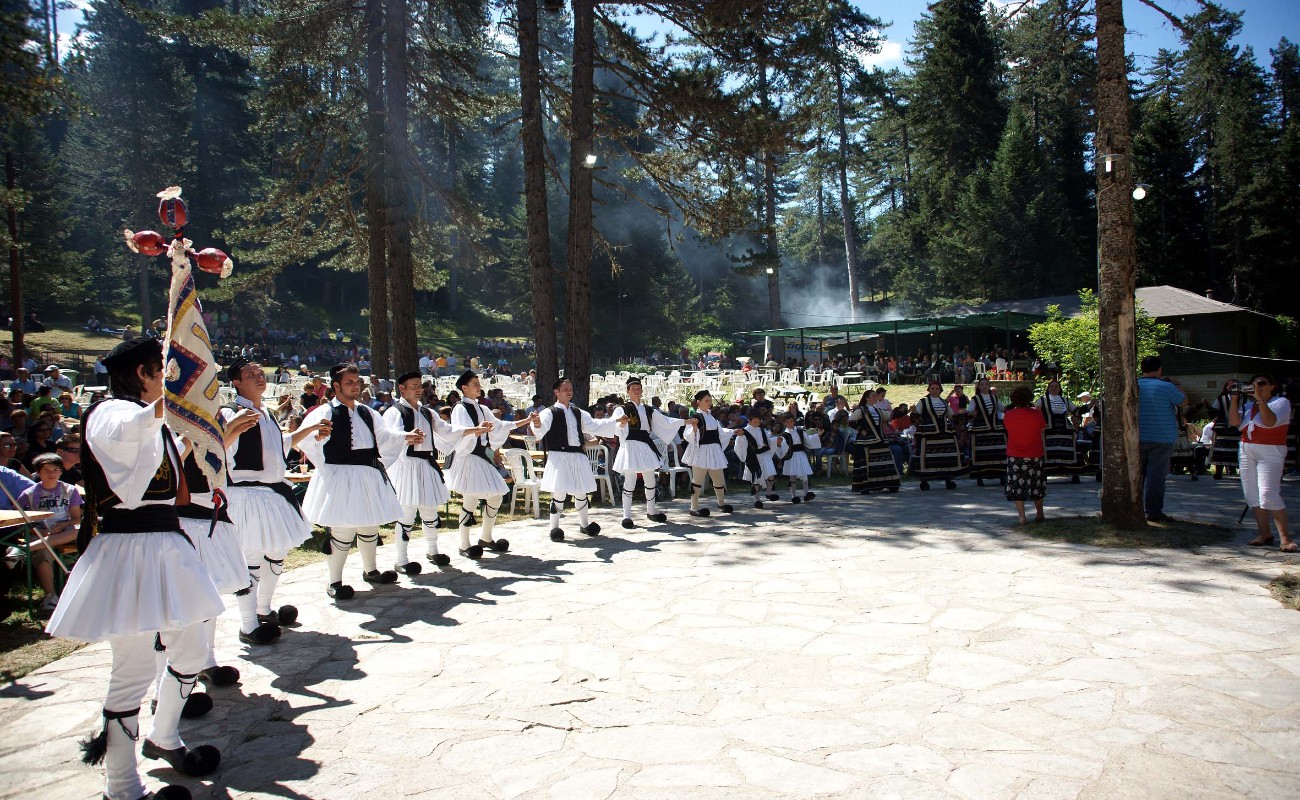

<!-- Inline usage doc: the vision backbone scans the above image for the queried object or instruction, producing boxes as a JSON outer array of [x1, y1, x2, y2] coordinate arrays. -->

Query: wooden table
[[285, 471, 313, 484], [0, 510, 57, 617]]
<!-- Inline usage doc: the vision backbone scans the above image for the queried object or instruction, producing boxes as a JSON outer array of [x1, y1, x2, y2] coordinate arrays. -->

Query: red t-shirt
[[1003, 407, 1047, 458]]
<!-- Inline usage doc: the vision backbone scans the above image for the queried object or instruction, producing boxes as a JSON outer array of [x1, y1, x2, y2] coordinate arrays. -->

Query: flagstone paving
[[2, 476, 1299, 799]]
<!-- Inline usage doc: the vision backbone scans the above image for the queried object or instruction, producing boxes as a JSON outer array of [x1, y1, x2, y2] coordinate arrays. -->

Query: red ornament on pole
[[156, 186, 188, 231], [192, 247, 233, 277], [124, 229, 167, 257]]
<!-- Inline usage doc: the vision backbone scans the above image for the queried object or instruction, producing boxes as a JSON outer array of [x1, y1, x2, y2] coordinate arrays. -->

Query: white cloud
[[858, 40, 904, 70]]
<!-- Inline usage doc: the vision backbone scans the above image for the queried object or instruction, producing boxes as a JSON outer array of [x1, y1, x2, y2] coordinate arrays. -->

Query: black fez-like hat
[[455, 369, 478, 390], [101, 338, 163, 372], [694, 389, 711, 401], [626, 375, 642, 387], [226, 357, 253, 382], [329, 363, 356, 384], [396, 370, 422, 385]]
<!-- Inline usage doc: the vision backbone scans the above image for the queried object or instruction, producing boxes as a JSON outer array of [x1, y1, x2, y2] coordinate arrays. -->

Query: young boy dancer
[[774, 414, 817, 503], [732, 414, 779, 508], [681, 390, 735, 517], [610, 376, 690, 528], [382, 371, 457, 571], [222, 359, 324, 629], [532, 378, 622, 540], [446, 370, 533, 556]]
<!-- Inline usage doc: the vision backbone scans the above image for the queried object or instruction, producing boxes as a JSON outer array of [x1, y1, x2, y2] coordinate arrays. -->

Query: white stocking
[[326, 528, 357, 584], [481, 496, 502, 541], [550, 493, 568, 529], [237, 560, 260, 634], [575, 495, 591, 527], [420, 506, 442, 556], [258, 552, 287, 614], [355, 526, 380, 573]]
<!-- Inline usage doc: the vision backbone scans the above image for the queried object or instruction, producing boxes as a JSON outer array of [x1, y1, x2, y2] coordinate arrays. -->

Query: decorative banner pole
[[123, 186, 233, 490]]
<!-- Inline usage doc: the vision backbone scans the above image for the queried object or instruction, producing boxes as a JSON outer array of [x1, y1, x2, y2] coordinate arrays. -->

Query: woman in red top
[[1003, 386, 1048, 524]]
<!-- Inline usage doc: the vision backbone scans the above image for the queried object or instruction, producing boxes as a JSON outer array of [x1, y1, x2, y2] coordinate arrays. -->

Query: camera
[[1229, 380, 1254, 397]]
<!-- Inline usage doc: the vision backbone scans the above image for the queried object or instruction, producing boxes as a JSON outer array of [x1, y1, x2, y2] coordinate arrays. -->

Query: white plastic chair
[[664, 446, 691, 497], [501, 448, 541, 518], [584, 443, 615, 504]]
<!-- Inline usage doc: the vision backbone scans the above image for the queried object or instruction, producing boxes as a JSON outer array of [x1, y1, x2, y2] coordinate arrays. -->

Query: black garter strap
[[166, 664, 199, 699], [264, 555, 284, 575]]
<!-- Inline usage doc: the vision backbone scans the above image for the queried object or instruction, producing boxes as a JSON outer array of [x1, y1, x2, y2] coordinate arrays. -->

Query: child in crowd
[[16, 452, 83, 612]]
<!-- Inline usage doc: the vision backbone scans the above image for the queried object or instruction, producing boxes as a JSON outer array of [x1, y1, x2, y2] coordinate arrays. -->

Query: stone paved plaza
[[2, 476, 1299, 800]]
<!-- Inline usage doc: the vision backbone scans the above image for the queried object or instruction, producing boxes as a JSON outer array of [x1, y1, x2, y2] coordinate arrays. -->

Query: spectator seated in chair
[[13, 453, 81, 613]]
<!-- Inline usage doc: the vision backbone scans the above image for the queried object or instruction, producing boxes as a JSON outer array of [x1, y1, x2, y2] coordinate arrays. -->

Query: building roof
[[951, 285, 1248, 319]]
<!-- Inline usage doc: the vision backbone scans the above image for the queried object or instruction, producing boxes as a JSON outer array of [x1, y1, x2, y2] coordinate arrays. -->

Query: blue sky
[[616, 0, 1299, 73]]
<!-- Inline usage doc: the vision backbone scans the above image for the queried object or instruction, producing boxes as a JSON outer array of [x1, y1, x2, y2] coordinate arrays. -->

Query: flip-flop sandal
[[1280, 543, 1299, 552], [1247, 539, 1276, 547]]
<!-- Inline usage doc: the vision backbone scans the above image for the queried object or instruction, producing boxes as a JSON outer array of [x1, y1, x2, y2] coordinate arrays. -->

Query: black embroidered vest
[[855, 406, 888, 445], [781, 429, 806, 453], [913, 398, 950, 435], [970, 395, 1004, 432], [78, 400, 182, 550], [692, 412, 721, 446], [321, 402, 382, 469], [543, 405, 585, 453], [461, 401, 491, 459], [624, 403, 654, 446]]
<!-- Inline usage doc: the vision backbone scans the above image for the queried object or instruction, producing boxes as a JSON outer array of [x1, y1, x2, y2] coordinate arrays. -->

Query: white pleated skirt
[[782, 452, 814, 478], [742, 452, 777, 483], [302, 464, 403, 527], [183, 517, 251, 595], [47, 531, 225, 642], [684, 442, 728, 471], [447, 453, 509, 500], [540, 451, 597, 495], [389, 456, 451, 508], [614, 440, 664, 474], [224, 484, 313, 555]]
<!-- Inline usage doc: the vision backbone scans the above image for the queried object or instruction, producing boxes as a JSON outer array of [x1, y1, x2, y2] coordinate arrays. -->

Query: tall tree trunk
[[446, 134, 459, 314], [1095, 0, 1145, 529], [6, 152, 24, 368], [564, 0, 595, 405], [384, 0, 417, 376], [758, 60, 783, 358], [518, 0, 559, 391], [834, 64, 861, 320], [364, 0, 390, 373]]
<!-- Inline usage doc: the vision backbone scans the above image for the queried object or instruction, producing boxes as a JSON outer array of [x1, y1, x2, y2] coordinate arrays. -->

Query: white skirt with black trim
[[46, 530, 225, 642], [447, 452, 509, 501], [302, 464, 403, 528], [614, 439, 664, 474], [540, 451, 597, 496], [183, 516, 251, 595], [389, 455, 451, 508], [223, 484, 314, 555]]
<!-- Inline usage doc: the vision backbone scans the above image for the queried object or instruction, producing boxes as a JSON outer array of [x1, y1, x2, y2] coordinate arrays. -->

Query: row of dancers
[[49, 341, 823, 800]]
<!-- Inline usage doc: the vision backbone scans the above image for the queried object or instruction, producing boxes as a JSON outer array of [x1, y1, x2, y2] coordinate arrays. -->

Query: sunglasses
[[1253, 380, 1271, 386], [59, 447, 80, 453]]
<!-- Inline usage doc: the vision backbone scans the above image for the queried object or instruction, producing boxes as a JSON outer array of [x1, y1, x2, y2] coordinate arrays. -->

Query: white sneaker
[[39, 594, 59, 614]]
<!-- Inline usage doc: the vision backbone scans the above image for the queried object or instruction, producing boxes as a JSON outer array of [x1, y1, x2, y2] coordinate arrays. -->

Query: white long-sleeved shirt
[[297, 399, 408, 466], [531, 403, 620, 446]]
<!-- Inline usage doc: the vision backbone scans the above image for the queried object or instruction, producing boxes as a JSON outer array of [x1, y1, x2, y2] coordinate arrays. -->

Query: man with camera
[[1137, 356, 1186, 523]]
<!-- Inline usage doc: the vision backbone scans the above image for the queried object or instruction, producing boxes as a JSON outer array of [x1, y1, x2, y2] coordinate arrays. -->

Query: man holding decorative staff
[[610, 375, 689, 528], [532, 377, 623, 540], [446, 370, 534, 555], [222, 359, 324, 636], [296, 364, 423, 600], [383, 370, 459, 571], [48, 338, 225, 800]]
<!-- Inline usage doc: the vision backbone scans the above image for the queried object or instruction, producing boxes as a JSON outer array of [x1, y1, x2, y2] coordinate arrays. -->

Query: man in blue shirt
[[8, 368, 37, 397], [1137, 355, 1187, 522]]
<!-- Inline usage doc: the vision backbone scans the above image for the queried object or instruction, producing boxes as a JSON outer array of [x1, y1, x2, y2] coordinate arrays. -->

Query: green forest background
[[3, 0, 1297, 363]]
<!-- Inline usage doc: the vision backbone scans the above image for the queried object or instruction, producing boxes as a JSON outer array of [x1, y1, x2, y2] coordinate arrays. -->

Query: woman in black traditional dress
[[1036, 379, 1086, 482], [967, 377, 1006, 487], [849, 394, 900, 493], [910, 380, 967, 490]]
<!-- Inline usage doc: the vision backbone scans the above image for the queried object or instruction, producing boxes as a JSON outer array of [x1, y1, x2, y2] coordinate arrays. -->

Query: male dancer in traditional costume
[[773, 413, 817, 503], [221, 359, 322, 632], [911, 380, 967, 490], [849, 395, 901, 493], [610, 375, 688, 528], [297, 363, 422, 599], [532, 377, 622, 539], [48, 338, 225, 800], [732, 414, 780, 508], [446, 370, 533, 555], [383, 371, 457, 571], [682, 390, 735, 516], [148, 445, 250, 722]]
